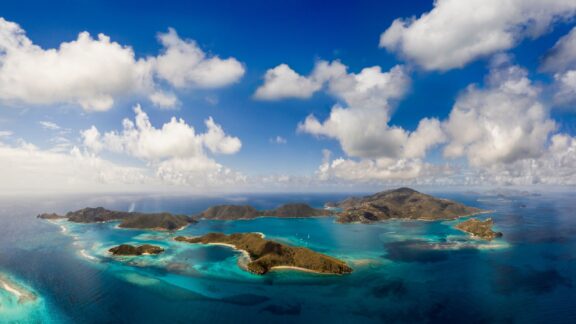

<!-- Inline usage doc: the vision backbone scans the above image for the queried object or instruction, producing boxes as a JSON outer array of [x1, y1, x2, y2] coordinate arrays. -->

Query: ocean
[[0, 190, 574, 323]]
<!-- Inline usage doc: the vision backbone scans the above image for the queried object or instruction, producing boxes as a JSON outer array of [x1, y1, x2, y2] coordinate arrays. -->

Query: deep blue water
[[0, 190, 575, 323]]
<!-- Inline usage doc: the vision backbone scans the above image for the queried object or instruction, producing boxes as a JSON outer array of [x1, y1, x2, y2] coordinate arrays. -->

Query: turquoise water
[[0, 191, 575, 323]]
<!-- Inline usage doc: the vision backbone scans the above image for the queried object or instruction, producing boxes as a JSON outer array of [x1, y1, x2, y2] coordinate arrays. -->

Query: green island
[[175, 233, 353, 275], [108, 244, 165, 256], [195, 203, 331, 220], [331, 188, 485, 223], [38, 207, 196, 231], [455, 218, 503, 240]]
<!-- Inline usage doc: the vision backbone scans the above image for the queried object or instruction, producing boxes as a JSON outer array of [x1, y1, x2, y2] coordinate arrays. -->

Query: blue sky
[[0, 0, 575, 193]]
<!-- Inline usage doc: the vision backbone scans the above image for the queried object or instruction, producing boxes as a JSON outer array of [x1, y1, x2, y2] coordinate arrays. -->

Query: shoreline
[[269, 265, 331, 275], [336, 209, 493, 224], [184, 237, 348, 275], [0, 274, 37, 303]]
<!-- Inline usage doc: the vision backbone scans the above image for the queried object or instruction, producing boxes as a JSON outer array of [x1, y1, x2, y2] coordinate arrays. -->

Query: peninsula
[[333, 188, 484, 223], [108, 244, 165, 256], [455, 218, 503, 240], [175, 233, 352, 275], [38, 207, 196, 231], [195, 203, 331, 220]]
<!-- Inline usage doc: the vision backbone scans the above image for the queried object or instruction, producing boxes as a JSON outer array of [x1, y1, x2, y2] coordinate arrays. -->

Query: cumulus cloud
[[443, 59, 556, 167], [254, 63, 329, 100], [254, 60, 448, 181], [154, 28, 245, 89], [0, 18, 244, 111], [82, 105, 243, 185], [277, 61, 446, 160], [380, 0, 576, 70]]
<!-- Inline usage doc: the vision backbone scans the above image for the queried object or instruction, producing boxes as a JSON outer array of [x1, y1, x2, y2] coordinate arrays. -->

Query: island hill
[[37, 207, 196, 231], [194, 188, 485, 224], [455, 218, 503, 240], [38, 188, 484, 227], [331, 187, 485, 223], [175, 233, 352, 275], [195, 203, 331, 220], [108, 244, 165, 256]]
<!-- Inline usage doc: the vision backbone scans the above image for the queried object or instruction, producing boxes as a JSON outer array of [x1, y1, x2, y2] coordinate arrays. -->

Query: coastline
[[0, 274, 37, 303], [204, 242, 251, 259], [336, 209, 493, 224], [269, 265, 332, 275]]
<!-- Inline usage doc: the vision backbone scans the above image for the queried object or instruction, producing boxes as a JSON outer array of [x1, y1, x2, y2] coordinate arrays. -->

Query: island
[[38, 207, 196, 231], [108, 244, 165, 256], [195, 203, 331, 220], [174, 233, 352, 275], [455, 218, 503, 240], [332, 187, 485, 223]]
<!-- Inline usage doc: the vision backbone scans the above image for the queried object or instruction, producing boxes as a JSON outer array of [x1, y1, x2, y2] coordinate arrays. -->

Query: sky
[[0, 0, 576, 194]]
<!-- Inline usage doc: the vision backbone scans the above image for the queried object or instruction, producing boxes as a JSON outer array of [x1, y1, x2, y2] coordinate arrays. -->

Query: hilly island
[[175, 233, 353, 275], [194, 203, 331, 220], [332, 187, 485, 223], [38, 207, 196, 231]]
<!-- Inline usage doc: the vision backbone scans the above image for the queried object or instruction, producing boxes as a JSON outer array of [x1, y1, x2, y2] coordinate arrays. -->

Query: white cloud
[[380, 0, 576, 70], [254, 60, 449, 182], [83, 105, 240, 159], [541, 26, 576, 73], [154, 28, 245, 89], [443, 59, 556, 167], [0, 130, 13, 138], [148, 91, 179, 109], [202, 117, 242, 154], [475, 133, 576, 185], [0, 18, 152, 111], [0, 139, 150, 193], [291, 62, 444, 160], [0, 18, 244, 111], [38, 121, 61, 130], [318, 157, 425, 181], [254, 60, 446, 181], [81, 104, 242, 186], [155, 156, 246, 186], [81, 126, 103, 153], [540, 27, 576, 105], [254, 64, 326, 100]]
